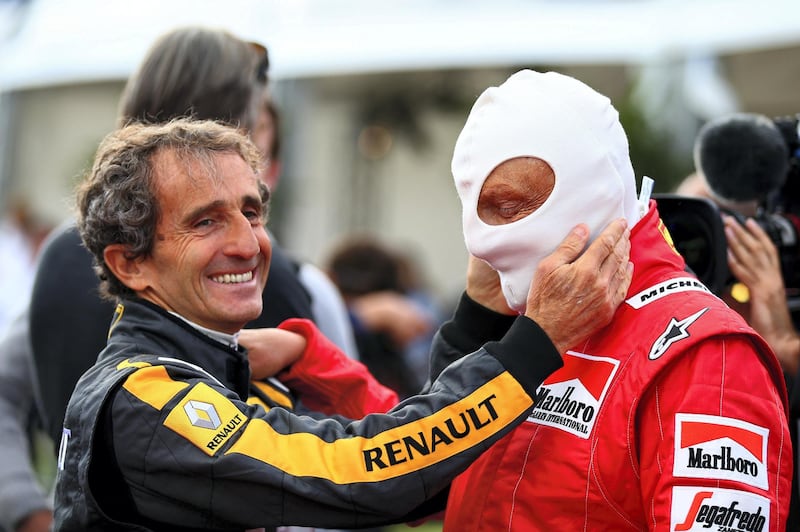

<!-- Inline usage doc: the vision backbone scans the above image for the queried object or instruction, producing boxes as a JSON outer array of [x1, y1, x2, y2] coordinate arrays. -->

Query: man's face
[[134, 150, 271, 333], [478, 157, 555, 225]]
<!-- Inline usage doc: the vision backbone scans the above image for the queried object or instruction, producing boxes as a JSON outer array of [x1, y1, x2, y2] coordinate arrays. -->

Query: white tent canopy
[[1, 0, 799, 91]]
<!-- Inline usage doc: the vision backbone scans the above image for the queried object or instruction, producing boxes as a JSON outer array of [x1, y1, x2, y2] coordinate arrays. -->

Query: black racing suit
[[53, 297, 561, 531]]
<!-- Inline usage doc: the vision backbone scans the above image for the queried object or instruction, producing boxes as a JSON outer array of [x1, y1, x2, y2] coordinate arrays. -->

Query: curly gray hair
[[76, 118, 269, 300]]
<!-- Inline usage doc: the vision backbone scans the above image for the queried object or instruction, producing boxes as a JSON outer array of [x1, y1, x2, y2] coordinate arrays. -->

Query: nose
[[223, 214, 263, 259]]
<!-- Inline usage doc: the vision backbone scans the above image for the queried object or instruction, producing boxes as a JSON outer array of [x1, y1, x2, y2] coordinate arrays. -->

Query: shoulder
[[622, 277, 753, 360]]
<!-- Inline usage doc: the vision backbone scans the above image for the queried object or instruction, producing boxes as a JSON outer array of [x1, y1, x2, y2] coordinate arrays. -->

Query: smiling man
[[52, 118, 635, 531]]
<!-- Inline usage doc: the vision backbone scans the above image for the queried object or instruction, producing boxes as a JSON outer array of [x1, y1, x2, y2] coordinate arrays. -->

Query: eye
[[495, 200, 524, 220], [243, 207, 264, 224], [194, 218, 215, 228], [478, 193, 529, 225]]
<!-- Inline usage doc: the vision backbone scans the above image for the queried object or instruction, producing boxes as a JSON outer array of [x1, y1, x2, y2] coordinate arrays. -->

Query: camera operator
[[688, 111, 800, 530], [690, 113, 800, 365], [724, 215, 800, 376]]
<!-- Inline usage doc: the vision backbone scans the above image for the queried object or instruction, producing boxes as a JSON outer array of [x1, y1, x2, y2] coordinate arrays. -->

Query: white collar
[[169, 312, 240, 350]]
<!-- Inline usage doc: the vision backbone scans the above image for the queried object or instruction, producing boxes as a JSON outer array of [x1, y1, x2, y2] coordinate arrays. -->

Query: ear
[[263, 160, 282, 191], [103, 244, 149, 292]]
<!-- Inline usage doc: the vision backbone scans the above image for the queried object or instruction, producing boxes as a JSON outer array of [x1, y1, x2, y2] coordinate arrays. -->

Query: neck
[[168, 312, 240, 349]]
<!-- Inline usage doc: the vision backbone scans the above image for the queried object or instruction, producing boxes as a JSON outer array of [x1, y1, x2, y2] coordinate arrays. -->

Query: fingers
[[594, 220, 632, 286], [724, 215, 778, 263], [606, 254, 635, 311], [544, 223, 591, 267], [723, 215, 779, 283], [577, 218, 629, 267], [240, 328, 307, 379], [524, 218, 632, 354]]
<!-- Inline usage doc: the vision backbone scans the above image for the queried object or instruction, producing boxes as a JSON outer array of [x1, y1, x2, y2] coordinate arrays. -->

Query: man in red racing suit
[[442, 69, 792, 531], [440, 202, 792, 531]]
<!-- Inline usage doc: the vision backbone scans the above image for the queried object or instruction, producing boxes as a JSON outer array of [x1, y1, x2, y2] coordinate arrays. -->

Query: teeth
[[211, 271, 253, 284]]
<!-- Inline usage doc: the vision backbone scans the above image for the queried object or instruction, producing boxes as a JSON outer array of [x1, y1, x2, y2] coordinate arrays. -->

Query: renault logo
[[184, 400, 221, 430]]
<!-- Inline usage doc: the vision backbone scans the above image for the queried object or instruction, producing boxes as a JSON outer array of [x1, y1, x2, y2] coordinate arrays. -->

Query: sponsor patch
[[626, 277, 711, 309], [648, 307, 708, 360], [670, 486, 769, 532], [674, 413, 769, 490], [164, 382, 247, 456], [527, 351, 619, 438], [227, 371, 531, 483]]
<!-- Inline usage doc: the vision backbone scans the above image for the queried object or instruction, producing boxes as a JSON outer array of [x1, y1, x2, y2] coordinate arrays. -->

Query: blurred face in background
[[251, 100, 282, 192]]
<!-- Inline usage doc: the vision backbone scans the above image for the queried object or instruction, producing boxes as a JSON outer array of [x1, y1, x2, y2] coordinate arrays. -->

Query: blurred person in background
[[0, 202, 53, 532], [259, 98, 360, 360], [0, 311, 51, 532], [0, 202, 49, 333], [436, 70, 791, 531], [325, 235, 442, 399]]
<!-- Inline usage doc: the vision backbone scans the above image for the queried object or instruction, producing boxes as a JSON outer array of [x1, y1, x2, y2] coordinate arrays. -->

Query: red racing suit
[[441, 203, 793, 531]]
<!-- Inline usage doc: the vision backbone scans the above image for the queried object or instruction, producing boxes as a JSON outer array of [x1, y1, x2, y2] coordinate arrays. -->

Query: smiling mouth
[[210, 270, 254, 284]]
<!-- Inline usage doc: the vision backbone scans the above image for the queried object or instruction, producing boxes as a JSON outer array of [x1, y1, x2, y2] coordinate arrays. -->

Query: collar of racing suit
[[625, 199, 689, 296], [100, 297, 252, 399]]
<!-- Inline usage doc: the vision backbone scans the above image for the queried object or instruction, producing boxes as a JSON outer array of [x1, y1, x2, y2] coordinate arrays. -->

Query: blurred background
[[1, 0, 799, 312]]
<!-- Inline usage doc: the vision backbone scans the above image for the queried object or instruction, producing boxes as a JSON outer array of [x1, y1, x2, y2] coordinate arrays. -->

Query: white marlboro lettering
[[527, 351, 619, 439], [674, 413, 769, 490]]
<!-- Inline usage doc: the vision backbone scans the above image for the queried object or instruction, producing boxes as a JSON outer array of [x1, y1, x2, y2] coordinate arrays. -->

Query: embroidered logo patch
[[674, 413, 769, 490], [527, 351, 619, 439], [648, 307, 708, 360], [165, 382, 247, 456], [670, 486, 768, 532]]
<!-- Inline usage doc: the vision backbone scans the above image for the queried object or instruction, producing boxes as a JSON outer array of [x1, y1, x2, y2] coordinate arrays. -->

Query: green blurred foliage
[[617, 90, 695, 194]]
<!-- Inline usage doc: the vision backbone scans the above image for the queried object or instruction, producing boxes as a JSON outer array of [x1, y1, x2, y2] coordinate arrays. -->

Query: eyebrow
[[181, 194, 264, 225]]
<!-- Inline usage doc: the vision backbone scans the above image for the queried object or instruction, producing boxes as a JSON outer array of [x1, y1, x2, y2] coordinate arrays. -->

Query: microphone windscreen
[[694, 112, 789, 202]]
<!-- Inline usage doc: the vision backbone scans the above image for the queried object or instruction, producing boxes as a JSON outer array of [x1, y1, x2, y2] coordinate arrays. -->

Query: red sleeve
[[276, 318, 399, 417], [637, 335, 792, 531]]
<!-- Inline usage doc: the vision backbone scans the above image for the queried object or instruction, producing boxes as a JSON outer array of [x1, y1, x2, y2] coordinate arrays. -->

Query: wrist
[[440, 292, 517, 355], [778, 333, 800, 376]]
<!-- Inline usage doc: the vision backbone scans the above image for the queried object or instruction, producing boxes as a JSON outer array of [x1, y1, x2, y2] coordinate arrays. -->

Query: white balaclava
[[452, 69, 641, 313]]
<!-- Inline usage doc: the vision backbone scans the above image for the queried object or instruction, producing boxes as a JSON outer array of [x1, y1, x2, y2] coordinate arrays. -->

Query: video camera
[[655, 112, 800, 311]]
